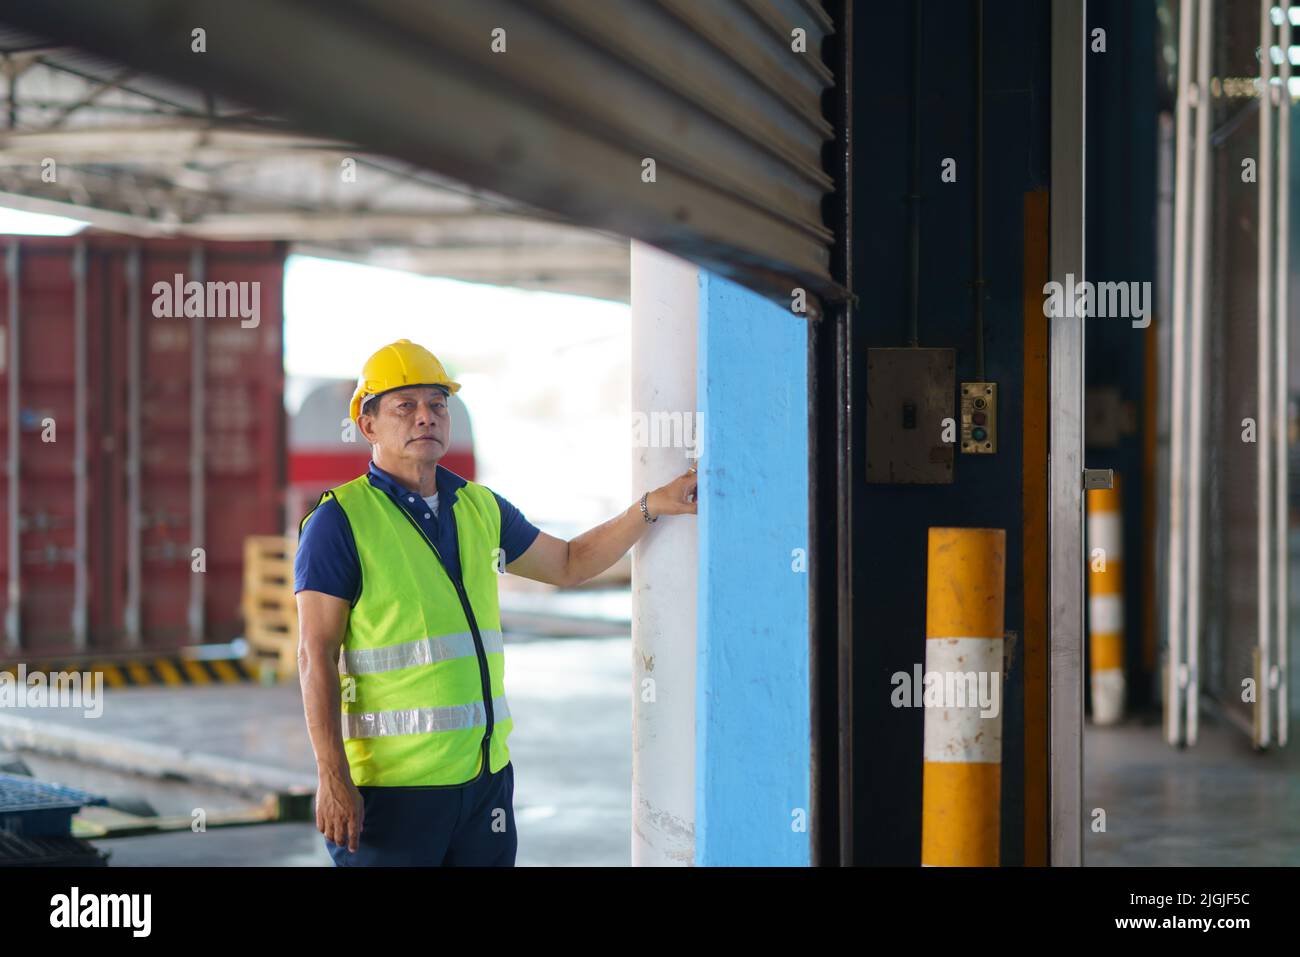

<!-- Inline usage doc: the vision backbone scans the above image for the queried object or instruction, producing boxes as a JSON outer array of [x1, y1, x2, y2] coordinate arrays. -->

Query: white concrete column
[[630, 240, 698, 866]]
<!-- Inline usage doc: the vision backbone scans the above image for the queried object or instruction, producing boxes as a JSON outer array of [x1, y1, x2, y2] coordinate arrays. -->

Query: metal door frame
[[1049, 0, 1086, 867]]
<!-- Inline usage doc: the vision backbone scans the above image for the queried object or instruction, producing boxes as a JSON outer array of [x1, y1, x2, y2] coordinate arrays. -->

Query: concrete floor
[[9, 634, 632, 866], [16, 630, 1300, 867], [1085, 712, 1300, 866]]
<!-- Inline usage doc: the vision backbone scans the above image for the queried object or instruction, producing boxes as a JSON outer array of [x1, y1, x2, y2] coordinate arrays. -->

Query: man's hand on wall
[[647, 464, 699, 519]]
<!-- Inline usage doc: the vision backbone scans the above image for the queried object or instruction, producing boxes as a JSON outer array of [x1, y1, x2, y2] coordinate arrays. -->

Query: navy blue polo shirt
[[294, 461, 541, 601]]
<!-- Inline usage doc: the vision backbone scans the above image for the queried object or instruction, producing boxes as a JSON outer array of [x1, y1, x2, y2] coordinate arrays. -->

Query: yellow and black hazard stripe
[[0, 656, 256, 687]]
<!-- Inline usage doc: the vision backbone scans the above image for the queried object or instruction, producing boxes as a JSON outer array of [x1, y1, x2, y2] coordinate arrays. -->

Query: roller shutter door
[[2, 0, 847, 309]]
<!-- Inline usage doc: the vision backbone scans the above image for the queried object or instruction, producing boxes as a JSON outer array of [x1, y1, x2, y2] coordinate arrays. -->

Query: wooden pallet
[[242, 535, 299, 681]]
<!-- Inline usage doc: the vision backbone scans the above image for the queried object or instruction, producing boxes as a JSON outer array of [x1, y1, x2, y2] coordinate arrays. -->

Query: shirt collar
[[367, 460, 467, 508]]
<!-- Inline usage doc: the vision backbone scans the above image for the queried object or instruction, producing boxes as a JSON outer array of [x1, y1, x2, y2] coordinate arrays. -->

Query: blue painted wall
[[695, 271, 810, 866]]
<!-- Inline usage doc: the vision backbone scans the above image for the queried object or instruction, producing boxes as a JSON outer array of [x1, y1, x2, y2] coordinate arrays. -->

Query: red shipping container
[[0, 236, 286, 662]]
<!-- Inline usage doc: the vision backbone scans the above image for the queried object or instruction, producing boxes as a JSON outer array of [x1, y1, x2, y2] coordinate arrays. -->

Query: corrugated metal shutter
[[2, 0, 847, 310]]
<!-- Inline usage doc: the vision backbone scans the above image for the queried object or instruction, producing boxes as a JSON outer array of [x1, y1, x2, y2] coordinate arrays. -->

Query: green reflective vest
[[307, 474, 512, 787]]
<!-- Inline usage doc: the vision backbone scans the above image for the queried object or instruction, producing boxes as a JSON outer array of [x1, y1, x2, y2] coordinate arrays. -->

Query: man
[[294, 338, 697, 866]]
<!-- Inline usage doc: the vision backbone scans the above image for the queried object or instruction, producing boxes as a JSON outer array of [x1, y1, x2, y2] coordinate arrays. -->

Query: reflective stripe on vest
[[342, 694, 512, 738], [339, 630, 506, 675], [316, 473, 514, 787]]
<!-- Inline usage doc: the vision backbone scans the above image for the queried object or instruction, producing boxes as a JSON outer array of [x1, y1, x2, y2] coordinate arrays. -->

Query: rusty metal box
[[865, 347, 955, 484]]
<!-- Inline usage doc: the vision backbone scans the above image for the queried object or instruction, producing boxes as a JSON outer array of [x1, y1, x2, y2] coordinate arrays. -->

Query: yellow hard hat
[[349, 339, 461, 422]]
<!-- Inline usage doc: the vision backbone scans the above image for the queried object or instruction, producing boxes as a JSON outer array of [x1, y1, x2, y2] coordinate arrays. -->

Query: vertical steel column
[[125, 248, 143, 648], [189, 245, 206, 645], [810, 0, 854, 868], [1255, 0, 1276, 748], [1274, 6, 1291, 748], [835, 298, 855, 866], [1185, 0, 1214, 747], [72, 242, 88, 651], [1049, 0, 1086, 867], [1166, 0, 1197, 747], [4, 241, 19, 653], [1154, 109, 1175, 718], [836, 1, 856, 863]]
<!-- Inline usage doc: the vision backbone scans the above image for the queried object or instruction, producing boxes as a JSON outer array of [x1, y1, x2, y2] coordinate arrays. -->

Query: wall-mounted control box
[[866, 347, 955, 484], [960, 381, 997, 454]]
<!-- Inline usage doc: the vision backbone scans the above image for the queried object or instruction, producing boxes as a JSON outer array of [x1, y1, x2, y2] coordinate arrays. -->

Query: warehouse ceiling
[[0, 26, 630, 302]]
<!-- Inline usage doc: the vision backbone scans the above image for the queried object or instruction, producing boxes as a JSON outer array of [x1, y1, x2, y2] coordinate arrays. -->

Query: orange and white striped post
[[1087, 478, 1125, 725], [921, 527, 1006, 867]]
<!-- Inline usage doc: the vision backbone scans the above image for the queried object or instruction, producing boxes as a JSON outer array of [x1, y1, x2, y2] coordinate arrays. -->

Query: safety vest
[[309, 474, 513, 787]]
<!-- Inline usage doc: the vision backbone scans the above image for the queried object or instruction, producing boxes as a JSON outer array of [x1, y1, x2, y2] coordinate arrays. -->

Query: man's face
[[360, 386, 451, 465]]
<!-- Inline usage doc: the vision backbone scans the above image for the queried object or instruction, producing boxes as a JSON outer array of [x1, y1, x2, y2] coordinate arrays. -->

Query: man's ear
[[356, 413, 378, 444]]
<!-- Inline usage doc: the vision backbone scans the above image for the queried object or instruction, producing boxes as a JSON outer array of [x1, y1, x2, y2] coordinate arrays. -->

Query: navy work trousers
[[325, 761, 517, 866]]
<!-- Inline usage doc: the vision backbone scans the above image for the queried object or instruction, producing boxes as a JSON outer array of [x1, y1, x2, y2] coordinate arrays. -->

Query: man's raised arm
[[506, 466, 698, 587]]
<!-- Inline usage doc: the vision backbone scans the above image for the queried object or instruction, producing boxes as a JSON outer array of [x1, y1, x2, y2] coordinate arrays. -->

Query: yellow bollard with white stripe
[[921, 527, 1006, 867], [1087, 478, 1125, 725]]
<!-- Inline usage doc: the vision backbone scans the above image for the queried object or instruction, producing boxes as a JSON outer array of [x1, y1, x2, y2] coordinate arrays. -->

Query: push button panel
[[960, 381, 997, 454]]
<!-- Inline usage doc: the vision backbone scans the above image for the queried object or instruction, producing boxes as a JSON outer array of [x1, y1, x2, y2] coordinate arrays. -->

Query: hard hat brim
[[350, 380, 460, 422]]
